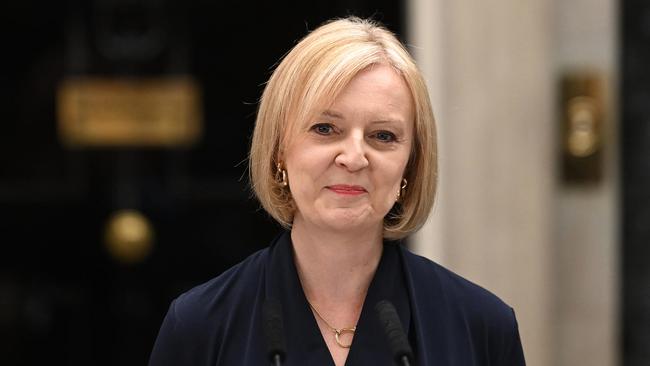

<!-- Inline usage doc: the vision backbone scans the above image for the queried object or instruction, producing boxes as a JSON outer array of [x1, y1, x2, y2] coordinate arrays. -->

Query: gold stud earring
[[276, 162, 288, 187]]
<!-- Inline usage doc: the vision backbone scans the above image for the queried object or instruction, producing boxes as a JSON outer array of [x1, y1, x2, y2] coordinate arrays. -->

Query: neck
[[290, 215, 384, 309]]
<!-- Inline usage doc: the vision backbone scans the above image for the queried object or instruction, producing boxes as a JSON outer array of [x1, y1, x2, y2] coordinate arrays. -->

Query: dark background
[[0, 1, 404, 365], [622, 0, 650, 364]]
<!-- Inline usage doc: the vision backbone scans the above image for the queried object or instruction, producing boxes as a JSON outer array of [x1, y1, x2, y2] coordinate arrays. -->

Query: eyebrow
[[369, 119, 405, 126], [320, 110, 405, 125], [321, 110, 344, 119]]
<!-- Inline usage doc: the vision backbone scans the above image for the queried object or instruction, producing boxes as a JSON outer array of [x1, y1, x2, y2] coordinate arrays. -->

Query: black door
[[0, 1, 404, 365], [623, 0, 650, 365]]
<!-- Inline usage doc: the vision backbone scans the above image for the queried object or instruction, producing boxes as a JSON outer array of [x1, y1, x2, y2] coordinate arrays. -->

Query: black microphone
[[262, 298, 287, 366], [376, 300, 414, 366]]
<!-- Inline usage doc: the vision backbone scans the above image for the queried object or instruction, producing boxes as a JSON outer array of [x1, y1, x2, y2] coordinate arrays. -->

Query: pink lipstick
[[327, 185, 367, 195]]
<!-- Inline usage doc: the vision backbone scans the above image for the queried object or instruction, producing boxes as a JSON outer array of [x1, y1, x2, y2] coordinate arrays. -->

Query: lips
[[327, 184, 367, 195]]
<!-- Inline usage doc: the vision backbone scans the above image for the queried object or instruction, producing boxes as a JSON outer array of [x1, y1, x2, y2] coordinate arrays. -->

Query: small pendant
[[334, 327, 356, 348]]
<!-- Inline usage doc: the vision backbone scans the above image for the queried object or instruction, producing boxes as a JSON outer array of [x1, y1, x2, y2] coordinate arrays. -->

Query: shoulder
[[400, 248, 525, 364], [173, 247, 269, 327], [402, 247, 513, 314], [149, 248, 269, 365], [400, 247, 519, 338]]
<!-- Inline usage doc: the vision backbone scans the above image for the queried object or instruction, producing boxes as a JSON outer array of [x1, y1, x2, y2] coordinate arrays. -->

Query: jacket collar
[[398, 246, 452, 366], [264, 231, 411, 365]]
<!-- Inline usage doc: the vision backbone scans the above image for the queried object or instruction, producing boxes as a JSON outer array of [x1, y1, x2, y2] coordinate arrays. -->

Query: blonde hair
[[249, 17, 437, 240]]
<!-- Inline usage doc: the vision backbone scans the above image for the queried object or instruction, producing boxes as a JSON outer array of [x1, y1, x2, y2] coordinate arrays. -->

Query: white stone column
[[553, 0, 619, 365], [407, 1, 555, 365]]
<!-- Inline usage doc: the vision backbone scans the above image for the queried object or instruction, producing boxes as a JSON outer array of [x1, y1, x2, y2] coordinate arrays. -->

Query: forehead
[[317, 65, 411, 117], [328, 64, 414, 117]]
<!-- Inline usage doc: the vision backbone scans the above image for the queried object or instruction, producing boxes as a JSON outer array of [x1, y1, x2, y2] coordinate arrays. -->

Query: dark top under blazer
[[149, 232, 525, 365]]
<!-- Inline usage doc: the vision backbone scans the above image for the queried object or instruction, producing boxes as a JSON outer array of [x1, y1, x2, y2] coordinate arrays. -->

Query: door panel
[[622, 0, 650, 364], [0, 1, 404, 365]]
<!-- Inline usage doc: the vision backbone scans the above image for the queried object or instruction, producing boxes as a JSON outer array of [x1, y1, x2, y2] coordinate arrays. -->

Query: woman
[[149, 17, 525, 366]]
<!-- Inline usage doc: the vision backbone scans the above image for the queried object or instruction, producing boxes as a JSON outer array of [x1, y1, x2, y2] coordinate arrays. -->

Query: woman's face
[[284, 63, 414, 234]]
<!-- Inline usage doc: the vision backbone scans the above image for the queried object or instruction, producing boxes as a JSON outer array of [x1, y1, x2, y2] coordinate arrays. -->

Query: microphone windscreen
[[262, 298, 287, 362], [375, 300, 414, 363]]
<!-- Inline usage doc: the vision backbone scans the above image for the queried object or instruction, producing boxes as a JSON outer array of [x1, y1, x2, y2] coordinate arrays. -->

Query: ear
[[275, 150, 285, 167]]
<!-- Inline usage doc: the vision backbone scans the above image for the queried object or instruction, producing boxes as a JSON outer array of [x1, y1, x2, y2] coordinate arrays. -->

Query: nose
[[334, 132, 369, 171]]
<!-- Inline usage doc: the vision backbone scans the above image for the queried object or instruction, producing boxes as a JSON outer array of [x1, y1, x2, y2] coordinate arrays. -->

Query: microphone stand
[[375, 300, 415, 366], [271, 354, 282, 366], [400, 355, 411, 366], [263, 298, 287, 366]]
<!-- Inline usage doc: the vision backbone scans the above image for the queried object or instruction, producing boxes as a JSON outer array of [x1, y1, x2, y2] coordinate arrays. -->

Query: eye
[[373, 130, 397, 142], [311, 123, 335, 135]]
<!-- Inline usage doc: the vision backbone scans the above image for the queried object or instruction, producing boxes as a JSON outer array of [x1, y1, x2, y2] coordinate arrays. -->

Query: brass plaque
[[560, 71, 604, 183], [57, 77, 202, 147]]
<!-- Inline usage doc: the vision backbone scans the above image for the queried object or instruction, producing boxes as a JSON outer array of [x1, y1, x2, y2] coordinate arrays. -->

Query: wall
[[407, 0, 618, 365]]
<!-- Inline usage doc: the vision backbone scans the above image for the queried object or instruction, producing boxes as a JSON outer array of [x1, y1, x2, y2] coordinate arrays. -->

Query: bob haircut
[[249, 17, 437, 240]]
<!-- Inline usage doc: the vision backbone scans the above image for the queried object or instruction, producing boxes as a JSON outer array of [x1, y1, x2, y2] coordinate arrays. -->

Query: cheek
[[289, 142, 333, 168], [377, 154, 410, 185], [285, 148, 329, 195], [377, 155, 410, 200]]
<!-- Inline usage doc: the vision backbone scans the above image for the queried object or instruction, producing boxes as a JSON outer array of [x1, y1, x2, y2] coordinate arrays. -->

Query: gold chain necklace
[[307, 302, 357, 348]]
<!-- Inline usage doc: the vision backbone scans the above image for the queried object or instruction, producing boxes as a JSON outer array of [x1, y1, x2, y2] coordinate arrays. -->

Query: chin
[[319, 208, 380, 232]]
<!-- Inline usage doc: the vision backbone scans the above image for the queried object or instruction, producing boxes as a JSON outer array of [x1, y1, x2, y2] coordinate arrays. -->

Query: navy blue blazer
[[149, 232, 525, 365]]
